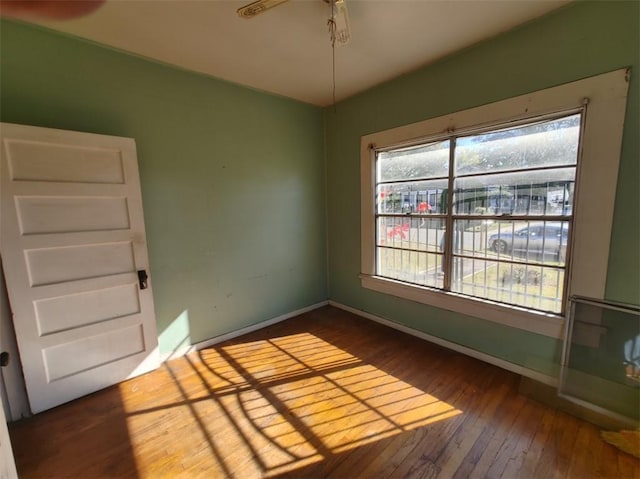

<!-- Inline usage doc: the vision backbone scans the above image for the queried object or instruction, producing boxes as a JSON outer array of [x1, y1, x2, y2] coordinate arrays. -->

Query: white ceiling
[[24, 0, 571, 106]]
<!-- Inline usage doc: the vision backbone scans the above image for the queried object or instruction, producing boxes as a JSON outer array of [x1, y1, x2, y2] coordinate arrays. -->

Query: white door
[[0, 123, 159, 414]]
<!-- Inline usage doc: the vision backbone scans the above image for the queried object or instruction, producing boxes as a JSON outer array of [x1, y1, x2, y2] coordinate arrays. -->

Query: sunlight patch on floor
[[121, 331, 461, 477]]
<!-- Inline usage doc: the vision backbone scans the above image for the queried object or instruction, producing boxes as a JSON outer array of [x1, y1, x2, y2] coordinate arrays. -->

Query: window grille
[[374, 113, 581, 314]]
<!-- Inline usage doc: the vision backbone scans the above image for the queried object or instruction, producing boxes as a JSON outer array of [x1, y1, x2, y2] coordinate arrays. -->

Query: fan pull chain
[[327, 1, 337, 111]]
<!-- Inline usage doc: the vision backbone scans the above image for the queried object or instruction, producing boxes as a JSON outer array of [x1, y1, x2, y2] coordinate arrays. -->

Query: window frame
[[374, 111, 580, 315], [360, 69, 630, 338]]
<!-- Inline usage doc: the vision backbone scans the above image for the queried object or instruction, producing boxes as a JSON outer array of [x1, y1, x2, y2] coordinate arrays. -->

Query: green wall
[[325, 1, 639, 378], [0, 20, 327, 354]]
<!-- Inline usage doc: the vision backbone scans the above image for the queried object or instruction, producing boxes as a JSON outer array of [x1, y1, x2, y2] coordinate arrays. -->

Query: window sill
[[360, 274, 565, 338]]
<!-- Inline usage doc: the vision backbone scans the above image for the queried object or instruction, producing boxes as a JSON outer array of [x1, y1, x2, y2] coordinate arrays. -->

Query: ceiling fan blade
[[237, 0, 289, 19]]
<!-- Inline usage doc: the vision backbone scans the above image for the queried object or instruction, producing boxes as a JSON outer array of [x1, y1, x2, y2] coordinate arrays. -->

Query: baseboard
[[328, 300, 558, 387], [158, 298, 634, 429], [160, 300, 329, 362], [163, 298, 556, 386], [329, 301, 638, 429]]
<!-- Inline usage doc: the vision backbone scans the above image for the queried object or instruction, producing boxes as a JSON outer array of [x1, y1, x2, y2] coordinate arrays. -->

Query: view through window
[[375, 113, 581, 314]]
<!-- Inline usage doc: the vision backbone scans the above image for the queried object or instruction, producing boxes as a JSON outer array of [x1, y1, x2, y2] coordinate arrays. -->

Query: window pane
[[455, 114, 581, 176], [376, 247, 444, 289], [451, 258, 564, 313], [377, 217, 444, 253], [452, 167, 575, 216], [378, 140, 449, 182], [377, 216, 411, 250], [452, 219, 569, 266], [377, 179, 448, 214]]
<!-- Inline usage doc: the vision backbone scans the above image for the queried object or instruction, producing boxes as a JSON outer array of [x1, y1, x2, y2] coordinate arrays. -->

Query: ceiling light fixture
[[237, 0, 352, 46], [236, 0, 352, 108], [326, 0, 350, 109], [327, 0, 351, 46]]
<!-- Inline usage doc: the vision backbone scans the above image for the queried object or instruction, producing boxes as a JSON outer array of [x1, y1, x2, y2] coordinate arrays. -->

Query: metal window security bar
[[559, 296, 640, 427], [374, 112, 581, 315]]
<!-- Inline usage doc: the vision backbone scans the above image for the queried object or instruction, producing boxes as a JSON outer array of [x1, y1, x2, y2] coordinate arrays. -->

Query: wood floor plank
[[515, 405, 558, 478], [439, 374, 511, 479], [599, 437, 622, 478], [566, 421, 598, 479], [312, 354, 462, 477], [484, 397, 548, 479], [368, 357, 491, 478], [461, 387, 528, 478], [8, 306, 638, 479], [532, 409, 581, 479], [618, 448, 640, 479]]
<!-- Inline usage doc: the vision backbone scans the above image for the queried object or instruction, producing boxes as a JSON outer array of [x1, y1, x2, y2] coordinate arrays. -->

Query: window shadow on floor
[[9, 306, 623, 478]]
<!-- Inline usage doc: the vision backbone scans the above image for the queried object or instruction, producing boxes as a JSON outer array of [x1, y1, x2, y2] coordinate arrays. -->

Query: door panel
[[43, 323, 145, 381], [0, 123, 159, 414], [16, 196, 130, 234], [34, 283, 140, 335], [25, 241, 136, 286], [6, 138, 125, 183]]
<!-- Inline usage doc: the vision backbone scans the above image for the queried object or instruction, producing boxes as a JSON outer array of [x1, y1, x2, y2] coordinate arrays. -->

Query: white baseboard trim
[[160, 298, 558, 388], [159, 344, 192, 363], [160, 300, 329, 362], [328, 300, 558, 388]]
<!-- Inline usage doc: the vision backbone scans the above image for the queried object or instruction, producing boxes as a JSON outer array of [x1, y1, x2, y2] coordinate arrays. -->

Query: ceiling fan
[[237, 0, 352, 46]]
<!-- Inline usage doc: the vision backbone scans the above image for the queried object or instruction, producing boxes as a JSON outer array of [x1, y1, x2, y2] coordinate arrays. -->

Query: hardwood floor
[[9, 306, 640, 478]]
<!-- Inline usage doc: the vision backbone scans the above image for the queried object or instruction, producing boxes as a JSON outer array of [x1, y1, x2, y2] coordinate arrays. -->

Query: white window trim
[[360, 68, 630, 338]]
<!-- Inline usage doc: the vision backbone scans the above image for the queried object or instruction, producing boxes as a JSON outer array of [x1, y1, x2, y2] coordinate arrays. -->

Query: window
[[375, 113, 580, 315], [361, 69, 630, 338]]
